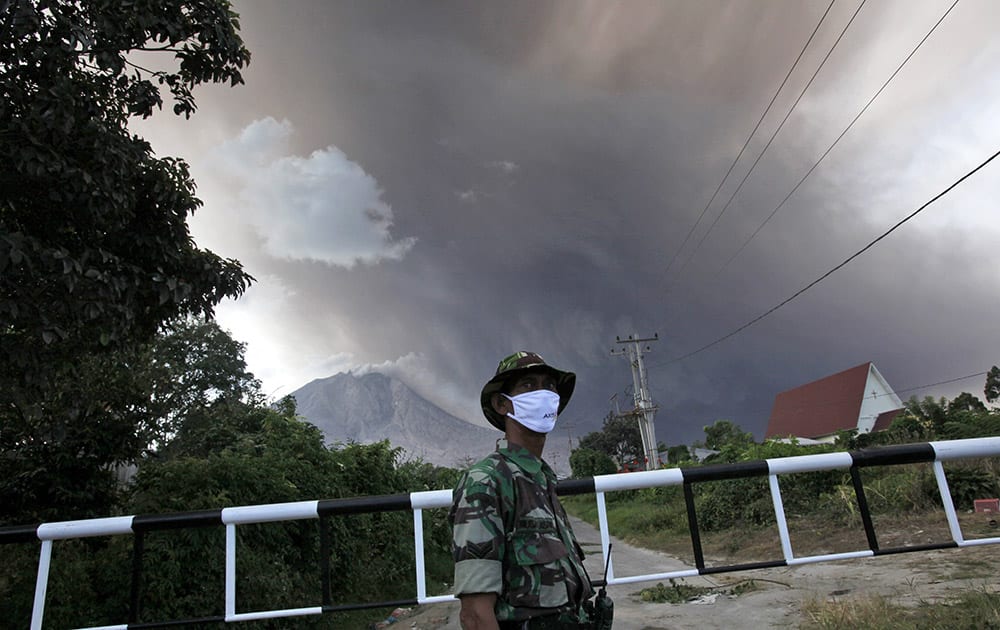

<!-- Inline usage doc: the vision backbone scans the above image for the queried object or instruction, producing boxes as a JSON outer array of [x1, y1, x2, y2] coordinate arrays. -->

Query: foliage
[[835, 413, 931, 450], [695, 476, 775, 531], [856, 466, 940, 515], [940, 463, 1000, 510], [986, 366, 1000, 404], [701, 419, 755, 451], [575, 411, 644, 467], [2, 404, 459, 628], [144, 318, 264, 442], [0, 344, 147, 522], [0, 318, 262, 523], [1, 317, 461, 626], [666, 444, 692, 465], [695, 436, 843, 531], [137, 434, 455, 626], [697, 419, 755, 462], [1, 0, 253, 522], [937, 412, 1000, 442], [1, 0, 252, 377], [905, 396, 950, 432], [637, 578, 757, 604], [638, 579, 712, 604], [130, 427, 415, 624], [569, 447, 617, 478], [396, 458, 463, 492], [949, 392, 987, 413], [851, 389, 999, 449]]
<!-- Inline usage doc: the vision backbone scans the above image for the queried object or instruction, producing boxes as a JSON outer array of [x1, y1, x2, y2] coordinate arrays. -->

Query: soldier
[[449, 352, 595, 629]]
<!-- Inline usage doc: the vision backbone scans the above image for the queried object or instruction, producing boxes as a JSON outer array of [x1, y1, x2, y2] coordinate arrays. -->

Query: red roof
[[872, 408, 904, 432], [765, 363, 873, 439]]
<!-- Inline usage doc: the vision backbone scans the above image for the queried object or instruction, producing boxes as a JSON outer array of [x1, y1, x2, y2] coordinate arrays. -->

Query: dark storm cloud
[[142, 1, 1000, 446]]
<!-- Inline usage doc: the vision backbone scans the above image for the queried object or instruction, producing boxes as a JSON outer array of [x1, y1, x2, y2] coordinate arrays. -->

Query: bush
[[941, 464, 1000, 510], [695, 477, 775, 532], [1, 429, 457, 628]]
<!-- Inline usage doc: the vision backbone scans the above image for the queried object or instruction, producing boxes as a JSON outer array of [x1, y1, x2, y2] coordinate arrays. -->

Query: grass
[[801, 589, 1000, 629], [563, 492, 787, 563], [934, 556, 994, 581]]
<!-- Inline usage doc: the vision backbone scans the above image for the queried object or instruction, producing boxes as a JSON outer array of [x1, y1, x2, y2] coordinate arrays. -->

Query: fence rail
[[4, 436, 1000, 629]]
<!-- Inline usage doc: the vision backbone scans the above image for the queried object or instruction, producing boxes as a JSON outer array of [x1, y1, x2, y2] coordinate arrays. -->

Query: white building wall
[[856, 364, 904, 433]]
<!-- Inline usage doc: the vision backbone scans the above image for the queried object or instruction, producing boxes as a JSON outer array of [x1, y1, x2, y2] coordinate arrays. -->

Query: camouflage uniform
[[450, 439, 594, 624]]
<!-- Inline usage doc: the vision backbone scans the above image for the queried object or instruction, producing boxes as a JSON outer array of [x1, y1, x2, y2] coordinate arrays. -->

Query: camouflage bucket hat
[[480, 351, 576, 431]]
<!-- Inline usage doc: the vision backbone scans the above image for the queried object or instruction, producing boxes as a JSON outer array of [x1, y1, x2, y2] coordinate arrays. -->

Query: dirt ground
[[387, 512, 1000, 629]]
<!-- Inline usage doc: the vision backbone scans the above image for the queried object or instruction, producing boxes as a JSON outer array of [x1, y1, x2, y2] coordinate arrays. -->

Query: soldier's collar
[[495, 439, 544, 474]]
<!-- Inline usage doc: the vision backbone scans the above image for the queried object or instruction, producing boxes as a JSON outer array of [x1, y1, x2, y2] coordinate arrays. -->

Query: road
[[396, 515, 792, 629], [391, 515, 1000, 629]]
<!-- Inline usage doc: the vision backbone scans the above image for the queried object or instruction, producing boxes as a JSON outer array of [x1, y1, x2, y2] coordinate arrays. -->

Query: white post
[[768, 475, 794, 562], [225, 524, 237, 620], [595, 492, 614, 583], [30, 540, 53, 630], [413, 508, 427, 601], [934, 461, 965, 544]]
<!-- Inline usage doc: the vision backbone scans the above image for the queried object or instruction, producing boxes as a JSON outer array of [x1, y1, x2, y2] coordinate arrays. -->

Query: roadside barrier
[[3, 436, 1000, 628]]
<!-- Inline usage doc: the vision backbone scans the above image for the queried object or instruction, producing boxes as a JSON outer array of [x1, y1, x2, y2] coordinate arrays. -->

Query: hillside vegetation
[[0, 321, 459, 629]]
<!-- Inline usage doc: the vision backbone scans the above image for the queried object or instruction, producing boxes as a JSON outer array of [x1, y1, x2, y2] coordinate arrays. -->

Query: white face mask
[[503, 389, 560, 434]]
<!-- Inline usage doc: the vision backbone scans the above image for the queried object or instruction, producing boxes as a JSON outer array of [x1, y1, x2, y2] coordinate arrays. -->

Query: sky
[[135, 0, 1000, 449]]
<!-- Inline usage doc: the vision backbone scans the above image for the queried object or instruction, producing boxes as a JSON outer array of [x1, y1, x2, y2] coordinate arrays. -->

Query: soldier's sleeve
[[450, 466, 505, 595]]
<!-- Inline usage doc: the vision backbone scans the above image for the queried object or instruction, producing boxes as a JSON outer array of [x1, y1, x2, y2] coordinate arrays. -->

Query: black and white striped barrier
[[583, 438, 1000, 585], [3, 436, 1000, 629]]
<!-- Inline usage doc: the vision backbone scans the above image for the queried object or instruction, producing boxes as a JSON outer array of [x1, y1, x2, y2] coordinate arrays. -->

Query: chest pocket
[[506, 520, 571, 608], [512, 524, 568, 565]]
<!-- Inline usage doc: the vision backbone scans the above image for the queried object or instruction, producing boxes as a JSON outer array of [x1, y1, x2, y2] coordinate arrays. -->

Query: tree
[[666, 445, 691, 465], [0, 317, 262, 523], [701, 419, 754, 451], [576, 411, 643, 466], [949, 392, 987, 414], [904, 396, 949, 432], [569, 447, 617, 478], [142, 318, 263, 450], [2, 319, 461, 626], [2, 0, 252, 378], [1, 1, 253, 522], [986, 366, 1000, 404], [0, 344, 152, 522]]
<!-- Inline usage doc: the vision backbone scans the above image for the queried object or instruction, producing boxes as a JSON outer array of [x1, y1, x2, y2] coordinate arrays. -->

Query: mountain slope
[[290, 372, 498, 468]]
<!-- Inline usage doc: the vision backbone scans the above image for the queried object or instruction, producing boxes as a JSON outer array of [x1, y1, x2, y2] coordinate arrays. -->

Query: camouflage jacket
[[450, 440, 594, 622]]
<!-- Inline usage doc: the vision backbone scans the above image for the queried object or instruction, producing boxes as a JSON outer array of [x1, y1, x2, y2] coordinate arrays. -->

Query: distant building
[[692, 447, 719, 462], [765, 362, 903, 444]]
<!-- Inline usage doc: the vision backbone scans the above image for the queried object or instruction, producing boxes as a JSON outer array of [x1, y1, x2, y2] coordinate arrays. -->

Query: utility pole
[[562, 420, 575, 455], [612, 333, 660, 471]]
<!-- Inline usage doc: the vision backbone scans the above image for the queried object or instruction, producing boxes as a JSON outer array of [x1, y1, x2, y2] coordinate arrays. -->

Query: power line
[[671, 0, 867, 284], [718, 0, 961, 274], [680, 370, 990, 430], [669, 370, 989, 425], [772, 371, 989, 415], [889, 371, 988, 399], [662, 0, 837, 282], [652, 145, 1000, 368]]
